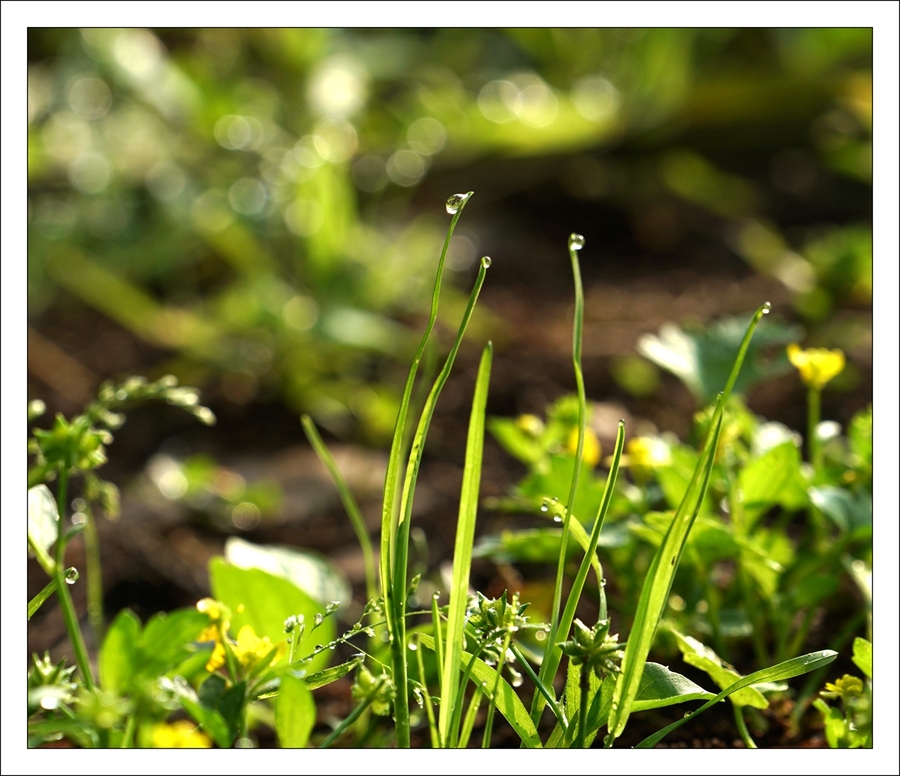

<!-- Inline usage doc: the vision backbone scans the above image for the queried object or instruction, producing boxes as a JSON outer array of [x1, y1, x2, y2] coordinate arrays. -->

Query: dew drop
[[761, 301, 772, 314], [408, 642, 418, 651], [511, 675, 524, 688], [314, 644, 323, 651], [445, 192, 470, 215], [540, 500, 549, 513], [433, 591, 441, 601], [553, 515, 562, 523], [601, 578, 607, 586], [481, 256, 492, 269], [64, 568, 79, 585], [550, 497, 559, 505], [569, 233, 585, 251]]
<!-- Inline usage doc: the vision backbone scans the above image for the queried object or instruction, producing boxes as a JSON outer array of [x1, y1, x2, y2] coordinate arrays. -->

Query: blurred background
[[26, 28, 873, 657]]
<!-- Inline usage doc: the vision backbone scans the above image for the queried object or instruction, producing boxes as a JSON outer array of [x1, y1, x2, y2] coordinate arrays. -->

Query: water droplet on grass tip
[[445, 192, 470, 214], [481, 256, 492, 268], [64, 568, 79, 584], [569, 233, 585, 251], [762, 301, 772, 314]]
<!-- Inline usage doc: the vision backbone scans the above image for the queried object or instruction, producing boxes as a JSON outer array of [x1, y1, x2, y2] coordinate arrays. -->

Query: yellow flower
[[516, 413, 545, 437], [150, 720, 212, 748], [622, 436, 671, 485], [233, 624, 282, 671], [567, 427, 601, 467], [823, 674, 864, 699], [787, 343, 845, 390]]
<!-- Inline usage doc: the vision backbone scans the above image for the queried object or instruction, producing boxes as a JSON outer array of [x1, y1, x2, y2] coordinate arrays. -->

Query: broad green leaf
[[419, 633, 542, 749], [740, 440, 807, 528], [163, 676, 232, 748], [487, 416, 544, 466], [28, 484, 58, 570], [99, 609, 140, 694], [852, 637, 872, 679], [224, 537, 351, 612], [809, 486, 872, 534], [209, 558, 333, 672], [672, 630, 767, 709], [636, 650, 838, 748], [741, 527, 795, 598], [277, 672, 316, 748], [637, 314, 800, 403], [138, 608, 209, 679]]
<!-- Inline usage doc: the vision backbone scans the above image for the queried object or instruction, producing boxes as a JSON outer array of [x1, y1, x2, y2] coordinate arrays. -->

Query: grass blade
[[389, 254, 490, 747], [439, 343, 493, 747], [635, 650, 837, 748], [606, 303, 772, 744], [302, 415, 377, 604]]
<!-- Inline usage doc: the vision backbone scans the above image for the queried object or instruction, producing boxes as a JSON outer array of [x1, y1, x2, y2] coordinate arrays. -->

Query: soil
[[26, 178, 872, 749]]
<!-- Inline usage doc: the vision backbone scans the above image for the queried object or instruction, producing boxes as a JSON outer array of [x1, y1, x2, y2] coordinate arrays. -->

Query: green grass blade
[[28, 578, 59, 620], [533, 234, 589, 723], [606, 302, 771, 744], [635, 650, 837, 748], [606, 397, 725, 743], [379, 192, 474, 615], [439, 343, 493, 747], [302, 415, 377, 604], [530, 419, 626, 728], [389, 254, 489, 747], [421, 634, 544, 748]]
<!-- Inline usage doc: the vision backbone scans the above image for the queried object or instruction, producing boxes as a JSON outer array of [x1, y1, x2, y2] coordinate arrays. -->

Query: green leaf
[[301, 657, 363, 690], [809, 486, 872, 534], [419, 633, 542, 749], [223, 537, 351, 612], [637, 650, 838, 748], [137, 608, 209, 679], [632, 662, 716, 711], [209, 558, 333, 672], [164, 676, 232, 748], [517, 454, 607, 522], [637, 314, 801, 403], [277, 672, 316, 748], [739, 440, 808, 527], [487, 416, 544, 466], [99, 609, 140, 695], [28, 578, 59, 620], [852, 637, 872, 679], [672, 630, 768, 709]]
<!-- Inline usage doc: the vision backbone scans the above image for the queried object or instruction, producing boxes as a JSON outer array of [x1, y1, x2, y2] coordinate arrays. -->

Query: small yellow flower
[[567, 427, 601, 467], [233, 624, 282, 671], [622, 436, 671, 485], [822, 674, 864, 699], [787, 343, 845, 390], [516, 413, 545, 437], [150, 719, 212, 748]]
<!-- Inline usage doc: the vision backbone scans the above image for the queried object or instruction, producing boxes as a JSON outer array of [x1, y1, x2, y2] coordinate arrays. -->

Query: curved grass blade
[[389, 254, 489, 747], [636, 650, 837, 748], [302, 415, 377, 604], [606, 303, 772, 744], [439, 343, 493, 748]]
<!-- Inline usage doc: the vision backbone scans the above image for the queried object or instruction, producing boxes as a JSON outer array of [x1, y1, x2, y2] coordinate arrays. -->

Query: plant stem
[[53, 469, 94, 690], [733, 704, 757, 748]]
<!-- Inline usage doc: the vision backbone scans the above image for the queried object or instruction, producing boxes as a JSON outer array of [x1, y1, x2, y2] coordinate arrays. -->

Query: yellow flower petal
[[787, 343, 845, 390], [567, 427, 601, 467], [151, 720, 212, 748]]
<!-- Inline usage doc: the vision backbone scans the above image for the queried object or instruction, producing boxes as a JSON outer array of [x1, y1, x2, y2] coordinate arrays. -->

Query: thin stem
[[53, 468, 94, 690], [82, 507, 105, 644], [320, 682, 382, 748], [576, 666, 589, 749], [733, 704, 757, 749]]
